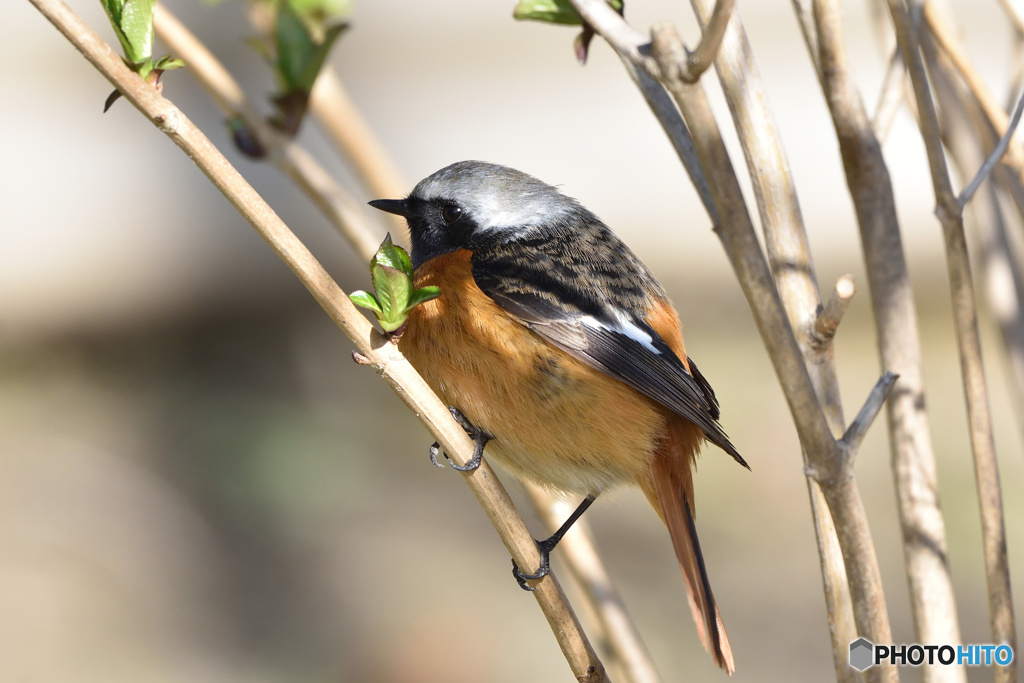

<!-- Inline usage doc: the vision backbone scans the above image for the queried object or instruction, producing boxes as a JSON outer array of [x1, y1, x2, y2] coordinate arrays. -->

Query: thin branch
[[923, 1, 1024, 218], [889, 2, 1017, 679], [958, 88, 1024, 208], [1008, 34, 1024, 114], [684, 0, 735, 83], [928, 35, 1024, 522], [790, 0, 821, 75], [30, 1, 607, 679], [841, 372, 899, 454]]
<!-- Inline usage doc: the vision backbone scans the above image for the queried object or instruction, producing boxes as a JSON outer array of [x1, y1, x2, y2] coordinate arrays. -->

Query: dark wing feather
[[478, 254, 747, 468]]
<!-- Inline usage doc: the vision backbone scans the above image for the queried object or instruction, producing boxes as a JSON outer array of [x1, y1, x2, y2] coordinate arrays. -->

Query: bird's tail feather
[[650, 432, 734, 674]]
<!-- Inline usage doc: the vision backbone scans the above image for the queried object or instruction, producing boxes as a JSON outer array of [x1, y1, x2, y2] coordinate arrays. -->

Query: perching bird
[[369, 161, 748, 673]]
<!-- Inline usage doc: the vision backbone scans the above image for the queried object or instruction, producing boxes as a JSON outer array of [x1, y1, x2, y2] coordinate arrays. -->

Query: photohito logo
[[849, 638, 1015, 671]]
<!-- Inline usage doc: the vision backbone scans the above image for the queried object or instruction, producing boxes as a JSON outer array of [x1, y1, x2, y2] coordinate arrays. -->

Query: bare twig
[[923, 1, 1024, 218], [958, 88, 1024, 208], [889, 2, 1017, 679], [800, 0, 963, 678], [841, 373, 899, 454], [928, 37, 1024, 509], [812, 275, 855, 345], [30, 1, 608, 679], [1009, 34, 1024, 115], [309, 67, 408, 205], [684, 0, 735, 83]]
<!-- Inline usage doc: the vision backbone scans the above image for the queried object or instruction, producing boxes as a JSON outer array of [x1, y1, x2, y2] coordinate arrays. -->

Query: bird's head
[[369, 161, 584, 267]]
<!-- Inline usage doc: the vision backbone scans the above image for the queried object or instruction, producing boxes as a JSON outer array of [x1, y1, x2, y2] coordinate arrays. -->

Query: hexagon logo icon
[[849, 638, 874, 671]]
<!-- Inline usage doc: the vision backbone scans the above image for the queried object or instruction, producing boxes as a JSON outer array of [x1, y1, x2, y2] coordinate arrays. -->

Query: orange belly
[[399, 249, 667, 495]]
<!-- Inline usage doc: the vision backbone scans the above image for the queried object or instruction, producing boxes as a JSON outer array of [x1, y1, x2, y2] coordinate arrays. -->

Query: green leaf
[[374, 264, 413, 322], [275, 0, 317, 91], [513, 0, 622, 26], [153, 54, 185, 71], [375, 236, 414, 280], [353, 235, 431, 333], [406, 286, 441, 310], [101, 0, 134, 58], [100, 0, 158, 64], [513, 0, 583, 25], [349, 290, 383, 315], [118, 0, 157, 63], [296, 21, 348, 93], [289, 0, 352, 23]]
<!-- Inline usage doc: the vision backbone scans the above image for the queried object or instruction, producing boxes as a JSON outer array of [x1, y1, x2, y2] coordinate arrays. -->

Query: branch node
[[649, 22, 688, 84]]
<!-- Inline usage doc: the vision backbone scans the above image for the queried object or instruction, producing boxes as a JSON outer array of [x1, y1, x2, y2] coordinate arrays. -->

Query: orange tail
[[648, 420, 734, 674]]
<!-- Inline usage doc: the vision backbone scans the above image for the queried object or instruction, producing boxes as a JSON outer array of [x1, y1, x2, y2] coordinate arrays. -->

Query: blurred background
[[3, 0, 1023, 680]]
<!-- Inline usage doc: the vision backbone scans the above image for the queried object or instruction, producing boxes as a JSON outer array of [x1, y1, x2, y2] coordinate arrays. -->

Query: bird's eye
[[440, 203, 463, 224]]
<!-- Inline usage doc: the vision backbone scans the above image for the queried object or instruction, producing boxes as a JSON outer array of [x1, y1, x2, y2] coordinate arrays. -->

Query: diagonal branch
[[684, 0, 735, 83], [840, 372, 899, 455], [957, 88, 1024, 208], [923, 1, 1024, 218], [29, 1, 607, 680], [888, 2, 1017, 680]]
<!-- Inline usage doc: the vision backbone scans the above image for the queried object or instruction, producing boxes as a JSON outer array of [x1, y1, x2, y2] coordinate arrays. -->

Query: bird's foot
[[428, 407, 490, 471], [511, 536, 559, 591]]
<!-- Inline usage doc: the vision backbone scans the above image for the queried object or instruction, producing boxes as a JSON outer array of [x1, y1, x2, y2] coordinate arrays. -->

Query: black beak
[[368, 198, 413, 218]]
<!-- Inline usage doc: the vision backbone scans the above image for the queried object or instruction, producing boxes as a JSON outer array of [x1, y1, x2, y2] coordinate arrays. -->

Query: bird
[[369, 160, 748, 673]]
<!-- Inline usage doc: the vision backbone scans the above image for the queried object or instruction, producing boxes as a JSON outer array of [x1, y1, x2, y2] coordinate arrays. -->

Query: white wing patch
[[581, 313, 661, 355]]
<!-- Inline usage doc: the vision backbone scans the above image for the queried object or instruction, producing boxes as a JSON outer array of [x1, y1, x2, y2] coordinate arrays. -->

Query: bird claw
[[511, 536, 557, 591], [423, 409, 487, 473], [429, 442, 446, 468], [511, 556, 550, 591], [427, 408, 492, 472]]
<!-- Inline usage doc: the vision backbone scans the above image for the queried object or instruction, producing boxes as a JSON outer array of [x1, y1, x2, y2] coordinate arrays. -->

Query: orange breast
[[399, 249, 668, 495]]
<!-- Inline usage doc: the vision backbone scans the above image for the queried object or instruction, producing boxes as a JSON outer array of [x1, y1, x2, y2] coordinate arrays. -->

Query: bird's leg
[[428, 407, 490, 471], [512, 493, 598, 591]]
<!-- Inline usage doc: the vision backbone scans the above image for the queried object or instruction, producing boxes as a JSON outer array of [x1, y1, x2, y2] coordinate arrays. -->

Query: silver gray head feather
[[411, 161, 581, 236]]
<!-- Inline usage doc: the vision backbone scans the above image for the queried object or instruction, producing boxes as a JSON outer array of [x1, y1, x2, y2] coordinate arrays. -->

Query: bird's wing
[[472, 255, 747, 467]]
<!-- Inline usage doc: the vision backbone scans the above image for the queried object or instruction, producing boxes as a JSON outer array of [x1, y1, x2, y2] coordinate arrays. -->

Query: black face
[[369, 196, 476, 268]]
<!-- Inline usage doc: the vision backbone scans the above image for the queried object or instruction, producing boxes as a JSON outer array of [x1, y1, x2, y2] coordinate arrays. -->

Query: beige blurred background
[[3, 0, 1023, 681]]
